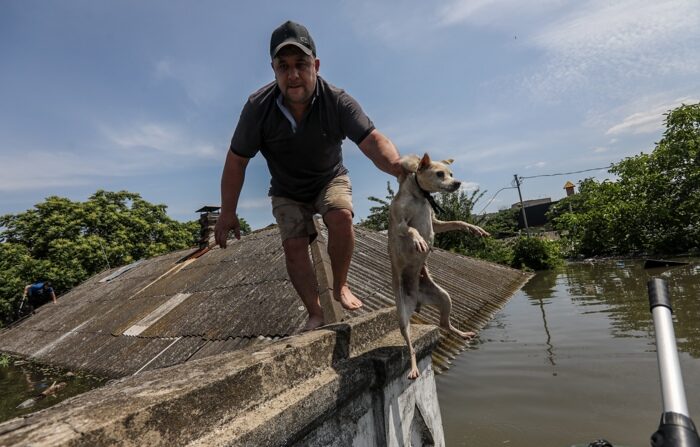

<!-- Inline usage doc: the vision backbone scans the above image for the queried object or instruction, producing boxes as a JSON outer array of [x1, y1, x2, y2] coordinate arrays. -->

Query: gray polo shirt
[[230, 76, 375, 202]]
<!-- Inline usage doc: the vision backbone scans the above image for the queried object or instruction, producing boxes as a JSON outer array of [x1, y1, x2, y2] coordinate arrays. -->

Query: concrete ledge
[[0, 309, 440, 447], [323, 307, 399, 359]]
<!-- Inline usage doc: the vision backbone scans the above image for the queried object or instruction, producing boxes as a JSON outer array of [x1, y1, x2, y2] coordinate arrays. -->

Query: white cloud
[[346, 0, 562, 48], [451, 140, 537, 166], [593, 147, 608, 153], [154, 59, 174, 79], [606, 111, 664, 136], [437, 0, 509, 26], [237, 198, 270, 210], [353, 1, 700, 105], [369, 109, 512, 160], [0, 150, 142, 192], [104, 122, 219, 159], [459, 181, 480, 192], [532, 1, 693, 53], [152, 58, 222, 105], [0, 121, 222, 192], [525, 161, 547, 169], [436, 0, 563, 27], [523, 0, 700, 100], [606, 97, 700, 135]]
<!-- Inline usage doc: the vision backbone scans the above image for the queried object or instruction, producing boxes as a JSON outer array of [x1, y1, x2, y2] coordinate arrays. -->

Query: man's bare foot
[[333, 285, 363, 310], [302, 314, 325, 332]]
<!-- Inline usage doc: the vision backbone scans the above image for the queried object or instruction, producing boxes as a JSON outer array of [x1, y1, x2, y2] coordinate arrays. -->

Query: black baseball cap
[[270, 20, 316, 59]]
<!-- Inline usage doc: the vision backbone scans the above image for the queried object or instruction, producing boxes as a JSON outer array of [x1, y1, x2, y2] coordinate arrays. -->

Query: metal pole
[[647, 278, 700, 447], [514, 174, 530, 237], [648, 278, 689, 416]]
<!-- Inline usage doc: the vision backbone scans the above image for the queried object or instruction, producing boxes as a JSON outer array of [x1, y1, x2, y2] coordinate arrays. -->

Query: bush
[[511, 237, 562, 271], [468, 238, 515, 266]]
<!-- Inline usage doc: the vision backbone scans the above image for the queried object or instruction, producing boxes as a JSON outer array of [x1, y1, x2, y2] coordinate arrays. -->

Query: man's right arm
[[215, 150, 250, 248]]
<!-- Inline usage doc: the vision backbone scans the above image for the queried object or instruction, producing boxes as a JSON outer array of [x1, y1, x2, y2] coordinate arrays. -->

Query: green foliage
[[0, 243, 44, 324], [0, 354, 9, 368], [479, 208, 519, 238], [550, 102, 700, 256], [359, 181, 395, 231], [511, 237, 562, 271], [468, 237, 515, 266], [433, 188, 486, 253], [0, 190, 199, 326], [358, 179, 567, 270], [238, 218, 252, 235], [360, 182, 528, 268]]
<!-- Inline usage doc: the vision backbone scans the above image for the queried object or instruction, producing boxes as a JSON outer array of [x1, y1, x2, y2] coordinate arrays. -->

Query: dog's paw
[[413, 237, 429, 253], [451, 326, 477, 340], [465, 223, 490, 237]]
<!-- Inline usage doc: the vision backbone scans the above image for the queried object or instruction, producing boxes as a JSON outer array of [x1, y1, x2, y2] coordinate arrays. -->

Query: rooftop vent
[[196, 206, 221, 249]]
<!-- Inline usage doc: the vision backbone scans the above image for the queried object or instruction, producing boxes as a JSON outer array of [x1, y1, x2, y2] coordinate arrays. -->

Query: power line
[[475, 186, 516, 218], [519, 164, 613, 180], [475, 164, 613, 220]]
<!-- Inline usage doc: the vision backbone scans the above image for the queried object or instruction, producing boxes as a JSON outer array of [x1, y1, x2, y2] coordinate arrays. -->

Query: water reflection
[[0, 356, 105, 423], [523, 258, 700, 358], [438, 259, 700, 447], [521, 269, 558, 365]]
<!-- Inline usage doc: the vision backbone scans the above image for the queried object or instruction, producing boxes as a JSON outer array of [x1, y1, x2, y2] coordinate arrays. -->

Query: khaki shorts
[[271, 175, 353, 242]]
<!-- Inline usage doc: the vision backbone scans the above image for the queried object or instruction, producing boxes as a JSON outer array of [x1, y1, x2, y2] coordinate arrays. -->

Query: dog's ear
[[399, 155, 420, 174], [441, 159, 454, 165], [418, 153, 431, 171]]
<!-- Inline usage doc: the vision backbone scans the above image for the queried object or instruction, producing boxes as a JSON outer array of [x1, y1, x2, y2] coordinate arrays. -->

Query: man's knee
[[282, 237, 311, 263], [323, 208, 353, 233]]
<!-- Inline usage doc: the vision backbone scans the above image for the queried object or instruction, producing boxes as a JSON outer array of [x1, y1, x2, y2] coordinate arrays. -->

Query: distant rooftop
[[195, 205, 220, 213], [511, 197, 552, 208]]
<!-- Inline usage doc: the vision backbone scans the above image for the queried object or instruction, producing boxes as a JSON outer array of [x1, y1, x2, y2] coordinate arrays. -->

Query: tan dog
[[389, 153, 490, 379]]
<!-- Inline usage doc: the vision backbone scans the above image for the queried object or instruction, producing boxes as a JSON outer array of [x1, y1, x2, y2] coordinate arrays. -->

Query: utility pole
[[514, 174, 530, 237]]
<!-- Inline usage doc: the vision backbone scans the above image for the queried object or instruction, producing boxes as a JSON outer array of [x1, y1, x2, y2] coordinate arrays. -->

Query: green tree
[[550, 102, 700, 256], [359, 181, 395, 231], [478, 208, 519, 238], [0, 190, 200, 326], [360, 182, 547, 268], [238, 218, 252, 236], [432, 188, 486, 253]]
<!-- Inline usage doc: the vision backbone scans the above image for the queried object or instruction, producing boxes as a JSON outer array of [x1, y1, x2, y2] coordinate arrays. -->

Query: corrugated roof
[[345, 226, 531, 373], [0, 223, 530, 378]]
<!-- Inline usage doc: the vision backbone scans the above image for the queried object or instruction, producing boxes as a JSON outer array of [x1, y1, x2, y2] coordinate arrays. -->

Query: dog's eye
[[437, 172, 445, 178]]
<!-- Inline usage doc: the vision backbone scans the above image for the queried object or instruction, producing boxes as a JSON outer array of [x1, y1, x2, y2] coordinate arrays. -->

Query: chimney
[[563, 181, 575, 197], [196, 206, 221, 249]]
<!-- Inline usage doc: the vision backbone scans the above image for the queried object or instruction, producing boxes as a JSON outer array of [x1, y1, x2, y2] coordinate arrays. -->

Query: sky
[[1, 0, 699, 230]]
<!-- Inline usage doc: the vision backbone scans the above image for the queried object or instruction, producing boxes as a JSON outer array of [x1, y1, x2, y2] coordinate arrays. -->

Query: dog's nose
[[454, 181, 461, 189]]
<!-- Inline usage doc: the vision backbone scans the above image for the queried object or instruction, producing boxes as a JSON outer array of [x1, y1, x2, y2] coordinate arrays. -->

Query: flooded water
[[0, 356, 106, 423], [438, 259, 700, 447]]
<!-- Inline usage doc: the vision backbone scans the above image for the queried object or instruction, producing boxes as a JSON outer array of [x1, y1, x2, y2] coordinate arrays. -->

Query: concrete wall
[[0, 308, 446, 447], [294, 355, 443, 447]]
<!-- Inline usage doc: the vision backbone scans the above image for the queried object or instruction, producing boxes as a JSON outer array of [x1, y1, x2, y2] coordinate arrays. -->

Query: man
[[23, 281, 57, 314], [214, 20, 402, 331]]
